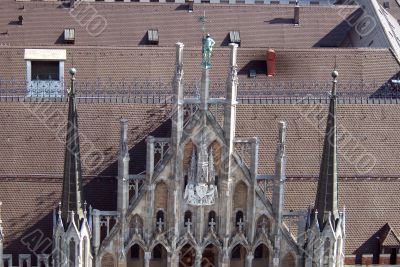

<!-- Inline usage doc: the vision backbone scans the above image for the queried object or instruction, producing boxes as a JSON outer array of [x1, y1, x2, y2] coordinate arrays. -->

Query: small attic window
[[248, 69, 256, 78], [383, 1, 390, 8], [64, 28, 75, 44], [229, 31, 241, 46], [147, 29, 159, 45]]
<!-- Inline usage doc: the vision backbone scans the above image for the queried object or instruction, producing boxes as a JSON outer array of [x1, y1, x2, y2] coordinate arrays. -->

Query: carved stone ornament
[[184, 183, 217, 206], [184, 131, 218, 206]]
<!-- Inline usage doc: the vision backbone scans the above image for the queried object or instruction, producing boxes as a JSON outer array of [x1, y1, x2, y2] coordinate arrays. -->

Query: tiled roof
[[1, 102, 400, 260], [1, 47, 398, 96], [0, 176, 116, 265], [2, 102, 400, 177], [285, 178, 400, 256], [0, 1, 358, 48]]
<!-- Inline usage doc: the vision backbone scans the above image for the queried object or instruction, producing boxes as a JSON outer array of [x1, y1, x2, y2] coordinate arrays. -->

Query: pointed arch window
[[156, 210, 165, 231], [184, 210, 192, 229], [69, 238, 76, 267], [235, 210, 245, 230], [323, 238, 330, 266]]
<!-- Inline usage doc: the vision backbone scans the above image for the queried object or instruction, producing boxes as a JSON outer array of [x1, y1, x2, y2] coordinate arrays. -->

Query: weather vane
[[199, 10, 209, 37], [199, 11, 215, 69]]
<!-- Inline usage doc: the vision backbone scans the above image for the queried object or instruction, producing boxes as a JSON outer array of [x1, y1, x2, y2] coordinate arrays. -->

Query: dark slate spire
[[314, 70, 339, 229], [61, 68, 84, 226]]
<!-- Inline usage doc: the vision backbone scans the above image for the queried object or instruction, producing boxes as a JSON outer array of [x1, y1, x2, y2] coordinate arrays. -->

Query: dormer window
[[24, 49, 66, 97], [31, 61, 59, 81]]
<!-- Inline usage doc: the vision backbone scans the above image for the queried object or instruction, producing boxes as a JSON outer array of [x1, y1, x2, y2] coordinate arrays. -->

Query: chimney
[[188, 0, 194, 12], [266, 49, 276, 77], [294, 3, 300, 25]]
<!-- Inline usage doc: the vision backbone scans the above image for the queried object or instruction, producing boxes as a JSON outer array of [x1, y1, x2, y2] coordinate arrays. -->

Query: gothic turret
[[61, 67, 84, 227], [314, 70, 339, 229]]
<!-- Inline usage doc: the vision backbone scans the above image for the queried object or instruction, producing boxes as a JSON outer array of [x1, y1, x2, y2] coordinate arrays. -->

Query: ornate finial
[[188, 148, 197, 181], [58, 202, 62, 216], [208, 147, 215, 182], [83, 201, 87, 218], [67, 68, 77, 95], [185, 218, 192, 233], [209, 217, 216, 232], [0, 201, 3, 225], [332, 70, 338, 79], [69, 67, 77, 77], [199, 11, 209, 36]]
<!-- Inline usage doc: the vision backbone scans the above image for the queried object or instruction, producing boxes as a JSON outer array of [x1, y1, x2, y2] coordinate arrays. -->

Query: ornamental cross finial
[[185, 218, 193, 233], [237, 218, 245, 233], [156, 217, 164, 233], [208, 217, 216, 232]]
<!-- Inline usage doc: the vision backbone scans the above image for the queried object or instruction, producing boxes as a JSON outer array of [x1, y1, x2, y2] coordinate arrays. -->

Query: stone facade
[[45, 43, 345, 267]]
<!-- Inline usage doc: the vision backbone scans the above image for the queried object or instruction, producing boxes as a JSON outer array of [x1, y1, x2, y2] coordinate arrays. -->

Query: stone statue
[[201, 34, 215, 69]]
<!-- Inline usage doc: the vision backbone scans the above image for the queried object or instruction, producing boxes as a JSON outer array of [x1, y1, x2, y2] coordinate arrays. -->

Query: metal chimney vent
[[229, 31, 241, 46], [64, 28, 75, 44], [147, 29, 159, 45]]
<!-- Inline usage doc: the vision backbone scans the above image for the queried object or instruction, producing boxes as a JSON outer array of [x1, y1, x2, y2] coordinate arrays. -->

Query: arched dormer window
[[69, 238, 76, 267]]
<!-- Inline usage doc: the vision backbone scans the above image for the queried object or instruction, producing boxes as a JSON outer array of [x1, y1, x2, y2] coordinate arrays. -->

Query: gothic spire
[[314, 70, 339, 229], [61, 68, 84, 227]]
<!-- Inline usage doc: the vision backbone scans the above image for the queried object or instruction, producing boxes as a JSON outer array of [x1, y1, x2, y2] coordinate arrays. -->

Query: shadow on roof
[[313, 8, 362, 47], [370, 72, 400, 98], [353, 225, 388, 264]]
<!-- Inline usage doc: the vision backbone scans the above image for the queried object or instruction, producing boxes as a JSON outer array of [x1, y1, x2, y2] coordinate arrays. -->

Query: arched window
[[323, 239, 330, 266], [69, 238, 76, 267], [82, 237, 88, 267], [153, 244, 163, 259], [184, 210, 192, 222], [208, 211, 216, 223], [131, 244, 140, 259], [184, 210, 192, 229], [156, 210, 165, 231], [156, 210, 164, 222], [235, 210, 244, 229]]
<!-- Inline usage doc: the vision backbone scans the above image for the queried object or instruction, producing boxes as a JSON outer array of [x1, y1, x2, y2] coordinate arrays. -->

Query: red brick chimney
[[266, 49, 276, 77]]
